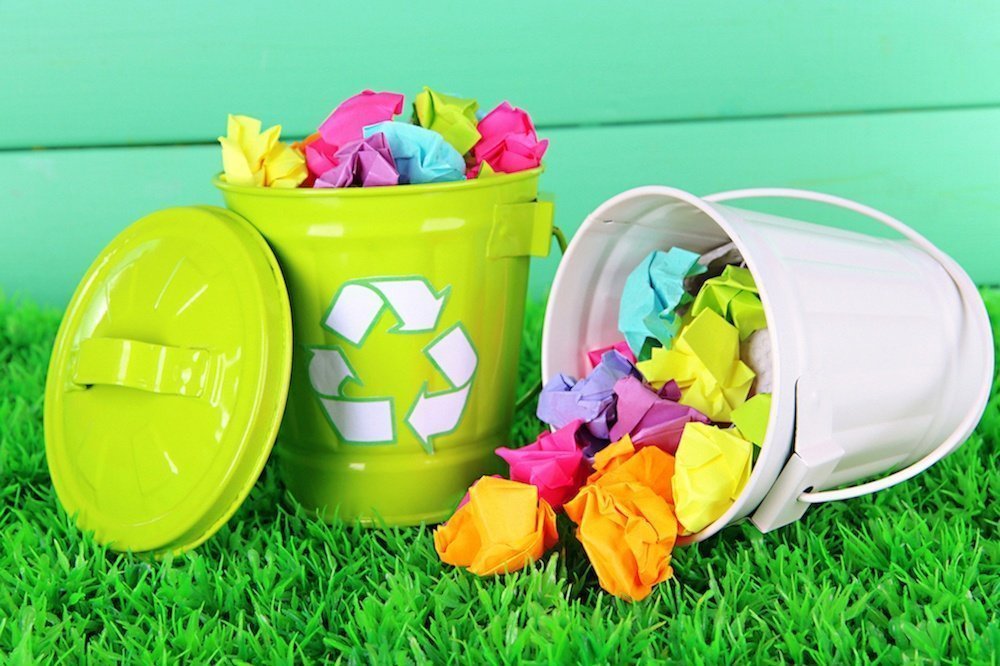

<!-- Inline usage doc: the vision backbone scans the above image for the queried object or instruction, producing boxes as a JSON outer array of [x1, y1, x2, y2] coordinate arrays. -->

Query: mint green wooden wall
[[2, 2, 999, 306]]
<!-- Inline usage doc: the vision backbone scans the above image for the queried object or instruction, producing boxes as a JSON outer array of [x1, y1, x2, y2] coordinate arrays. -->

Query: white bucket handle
[[704, 187, 994, 504]]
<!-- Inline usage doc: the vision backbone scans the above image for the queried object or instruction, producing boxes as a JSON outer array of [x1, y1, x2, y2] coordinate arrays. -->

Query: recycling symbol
[[307, 276, 478, 454]]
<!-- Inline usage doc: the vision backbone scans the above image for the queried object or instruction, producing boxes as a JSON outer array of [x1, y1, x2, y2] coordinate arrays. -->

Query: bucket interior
[[542, 187, 791, 542]]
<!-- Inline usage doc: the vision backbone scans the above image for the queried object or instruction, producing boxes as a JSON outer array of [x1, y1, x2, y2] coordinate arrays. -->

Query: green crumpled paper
[[731, 392, 772, 446], [413, 87, 481, 154], [690, 265, 766, 341]]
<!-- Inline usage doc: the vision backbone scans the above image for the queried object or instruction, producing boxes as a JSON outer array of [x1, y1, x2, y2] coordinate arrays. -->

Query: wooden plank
[[2, 2, 1000, 149], [1, 106, 998, 307]]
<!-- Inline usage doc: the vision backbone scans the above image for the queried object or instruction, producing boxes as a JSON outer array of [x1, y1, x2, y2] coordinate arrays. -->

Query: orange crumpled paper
[[586, 436, 634, 481], [587, 435, 676, 504], [564, 481, 678, 601], [434, 476, 558, 576]]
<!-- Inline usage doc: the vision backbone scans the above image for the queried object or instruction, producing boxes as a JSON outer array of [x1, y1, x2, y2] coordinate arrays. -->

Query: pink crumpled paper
[[305, 137, 339, 181], [495, 420, 591, 511], [306, 90, 404, 183], [587, 341, 637, 370], [318, 90, 404, 148], [468, 102, 548, 176]]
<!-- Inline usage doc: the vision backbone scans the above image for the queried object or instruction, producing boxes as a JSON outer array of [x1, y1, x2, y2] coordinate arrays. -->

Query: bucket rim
[[212, 166, 544, 199]]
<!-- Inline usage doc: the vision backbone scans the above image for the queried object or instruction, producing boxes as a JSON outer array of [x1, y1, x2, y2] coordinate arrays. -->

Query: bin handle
[[514, 227, 568, 412], [703, 187, 994, 504], [489, 198, 556, 259], [72, 337, 213, 398]]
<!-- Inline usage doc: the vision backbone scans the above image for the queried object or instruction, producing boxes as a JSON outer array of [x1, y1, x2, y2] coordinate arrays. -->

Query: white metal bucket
[[542, 186, 994, 541]]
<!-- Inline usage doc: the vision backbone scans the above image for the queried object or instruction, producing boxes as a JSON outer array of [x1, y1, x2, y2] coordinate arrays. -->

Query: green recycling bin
[[44, 169, 554, 555]]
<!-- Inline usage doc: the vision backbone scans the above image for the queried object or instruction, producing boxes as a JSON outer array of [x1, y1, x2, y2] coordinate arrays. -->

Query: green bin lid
[[44, 206, 292, 556]]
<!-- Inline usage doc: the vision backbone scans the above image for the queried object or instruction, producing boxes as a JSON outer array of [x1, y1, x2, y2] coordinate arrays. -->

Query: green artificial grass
[[1, 292, 998, 665]]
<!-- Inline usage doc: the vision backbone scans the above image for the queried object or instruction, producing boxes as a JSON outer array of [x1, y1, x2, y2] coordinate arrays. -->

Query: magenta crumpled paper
[[495, 420, 590, 511], [306, 90, 404, 183], [536, 350, 640, 441], [469, 102, 548, 176], [587, 342, 636, 370], [314, 133, 398, 188], [305, 137, 338, 180], [318, 90, 404, 148], [609, 375, 710, 455]]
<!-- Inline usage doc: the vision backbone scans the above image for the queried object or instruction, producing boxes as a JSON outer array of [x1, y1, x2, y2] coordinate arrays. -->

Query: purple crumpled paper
[[536, 350, 641, 441], [314, 133, 399, 188], [609, 375, 710, 455]]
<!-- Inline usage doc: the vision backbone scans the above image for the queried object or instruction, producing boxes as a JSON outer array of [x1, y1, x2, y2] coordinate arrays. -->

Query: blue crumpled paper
[[618, 248, 706, 359], [363, 121, 466, 184], [536, 349, 641, 442]]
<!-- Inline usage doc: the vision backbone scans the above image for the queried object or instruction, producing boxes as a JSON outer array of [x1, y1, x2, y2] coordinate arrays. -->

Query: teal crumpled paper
[[618, 248, 706, 359], [363, 121, 466, 184]]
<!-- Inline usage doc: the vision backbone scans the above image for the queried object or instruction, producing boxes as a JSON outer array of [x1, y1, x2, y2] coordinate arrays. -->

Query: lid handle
[[72, 337, 213, 398]]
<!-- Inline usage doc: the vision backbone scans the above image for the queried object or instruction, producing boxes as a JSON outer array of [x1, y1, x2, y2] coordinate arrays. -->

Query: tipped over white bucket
[[542, 186, 994, 541]]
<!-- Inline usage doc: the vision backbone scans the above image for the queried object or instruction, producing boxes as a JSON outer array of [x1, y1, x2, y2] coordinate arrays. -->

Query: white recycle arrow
[[425, 325, 477, 387], [308, 348, 354, 396], [406, 385, 471, 453], [323, 283, 385, 346], [369, 279, 447, 332], [406, 324, 479, 452], [308, 347, 394, 444], [323, 277, 447, 344]]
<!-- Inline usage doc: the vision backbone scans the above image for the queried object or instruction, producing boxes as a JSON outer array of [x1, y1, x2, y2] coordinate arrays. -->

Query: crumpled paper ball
[[672, 422, 753, 534], [218, 114, 307, 188], [586, 434, 676, 504], [638, 309, 755, 422], [536, 349, 641, 441], [413, 86, 481, 154], [469, 102, 548, 176], [434, 476, 558, 576], [303, 90, 404, 184], [363, 121, 466, 184], [313, 133, 398, 188], [564, 481, 677, 601], [690, 265, 766, 341], [609, 375, 710, 455], [317, 89, 404, 148], [495, 420, 591, 511]]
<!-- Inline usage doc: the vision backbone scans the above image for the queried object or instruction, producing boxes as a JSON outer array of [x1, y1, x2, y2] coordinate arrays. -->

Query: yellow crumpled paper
[[219, 114, 307, 188], [434, 476, 558, 576], [637, 309, 755, 422], [690, 265, 766, 341], [673, 422, 752, 534], [413, 87, 481, 154], [587, 435, 676, 504], [564, 481, 677, 601]]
